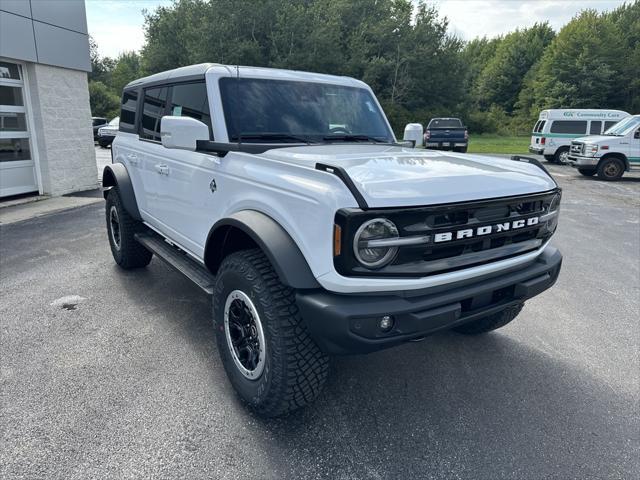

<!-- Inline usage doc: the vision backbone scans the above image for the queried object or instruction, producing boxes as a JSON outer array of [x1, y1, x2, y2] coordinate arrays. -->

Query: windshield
[[428, 118, 462, 129], [604, 116, 640, 136], [220, 78, 394, 143]]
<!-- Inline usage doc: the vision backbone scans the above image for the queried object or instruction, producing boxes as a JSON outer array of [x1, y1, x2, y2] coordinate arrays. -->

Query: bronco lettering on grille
[[433, 216, 540, 243]]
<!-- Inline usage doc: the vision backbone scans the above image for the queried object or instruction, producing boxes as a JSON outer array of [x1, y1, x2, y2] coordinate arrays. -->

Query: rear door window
[[119, 89, 138, 133], [589, 121, 602, 134], [549, 120, 587, 134], [535, 120, 546, 133], [140, 86, 168, 141], [167, 82, 212, 138]]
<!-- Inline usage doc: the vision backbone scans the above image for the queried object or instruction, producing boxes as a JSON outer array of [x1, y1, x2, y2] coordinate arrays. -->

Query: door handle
[[155, 164, 169, 175], [126, 153, 139, 165]]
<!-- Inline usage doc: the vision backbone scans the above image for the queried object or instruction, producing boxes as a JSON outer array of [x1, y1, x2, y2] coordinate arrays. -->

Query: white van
[[529, 109, 629, 164]]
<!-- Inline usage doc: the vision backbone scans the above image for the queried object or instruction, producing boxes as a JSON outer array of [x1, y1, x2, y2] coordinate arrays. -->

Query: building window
[[0, 59, 37, 197], [0, 62, 30, 163]]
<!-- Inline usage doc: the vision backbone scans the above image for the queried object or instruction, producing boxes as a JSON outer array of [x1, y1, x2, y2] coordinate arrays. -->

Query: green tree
[[474, 23, 554, 113], [111, 52, 142, 95], [89, 81, 120, 118], [520, 10, 625, 112]]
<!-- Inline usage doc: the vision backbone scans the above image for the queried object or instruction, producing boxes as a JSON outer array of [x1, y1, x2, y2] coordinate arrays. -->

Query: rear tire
[[597, 156, 625, 181], [213, 249, 329, 417], [453, 303, 523, 335], [105, 188, 152, 269], [578, 168, 596, 177], [553, 147, 570, 165]]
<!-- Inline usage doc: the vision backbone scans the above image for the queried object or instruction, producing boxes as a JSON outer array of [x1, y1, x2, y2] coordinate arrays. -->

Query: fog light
[[380, 315, 394, 332]]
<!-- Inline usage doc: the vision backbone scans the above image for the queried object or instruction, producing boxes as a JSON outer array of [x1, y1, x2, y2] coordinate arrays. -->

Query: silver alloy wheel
[[109, 205, 121, 250], [558, 150, 569, 164], [224, 290, 266, 380]]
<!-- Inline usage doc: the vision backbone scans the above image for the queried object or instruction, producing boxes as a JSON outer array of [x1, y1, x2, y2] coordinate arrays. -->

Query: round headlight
[[353, 218, 399, 269], [548, 193, 561, 212]]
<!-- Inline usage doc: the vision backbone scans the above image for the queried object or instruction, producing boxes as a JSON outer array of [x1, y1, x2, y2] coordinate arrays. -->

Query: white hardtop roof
[[538, 109, 629, 120], [126, 63, 367, 89]]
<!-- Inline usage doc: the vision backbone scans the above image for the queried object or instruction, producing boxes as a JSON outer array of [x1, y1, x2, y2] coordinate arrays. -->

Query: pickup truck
[[423, 117, 468, 152], [103, 64, 562, 416]]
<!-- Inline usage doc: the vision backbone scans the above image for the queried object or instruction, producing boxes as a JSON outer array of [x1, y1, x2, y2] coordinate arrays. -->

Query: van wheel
[[597, 157, 625, 181], [105, 188, 152, 269], [213, 249, 329, 417], [554, 147, 570, 164], [453, 303, 523, 334], [578, 168, 596, 177]]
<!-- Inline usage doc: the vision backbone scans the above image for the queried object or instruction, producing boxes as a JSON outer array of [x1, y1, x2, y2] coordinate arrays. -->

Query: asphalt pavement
[[1, 160, 639, 479]]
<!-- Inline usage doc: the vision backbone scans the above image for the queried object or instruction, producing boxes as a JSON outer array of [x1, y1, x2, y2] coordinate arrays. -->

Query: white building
[[0, 0, 97, 198]]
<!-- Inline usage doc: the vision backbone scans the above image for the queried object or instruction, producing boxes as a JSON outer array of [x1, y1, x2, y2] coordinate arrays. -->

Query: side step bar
[[134, 232, 216, 295]]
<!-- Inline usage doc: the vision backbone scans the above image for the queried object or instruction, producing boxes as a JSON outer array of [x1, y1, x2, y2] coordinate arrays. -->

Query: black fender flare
[[102, 163, 142, 221], [204, 210, 321, 289]]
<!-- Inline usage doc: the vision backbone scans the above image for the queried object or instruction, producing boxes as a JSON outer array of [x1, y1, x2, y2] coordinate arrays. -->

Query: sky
[[86, 0, 626, 58]]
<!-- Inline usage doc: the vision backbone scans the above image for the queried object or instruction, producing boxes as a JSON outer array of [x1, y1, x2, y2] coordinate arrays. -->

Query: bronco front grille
[[334, 190, 560, 278]]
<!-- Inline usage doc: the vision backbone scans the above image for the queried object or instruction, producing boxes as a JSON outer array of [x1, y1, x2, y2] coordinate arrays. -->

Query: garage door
[[0, 60, 38, 197]]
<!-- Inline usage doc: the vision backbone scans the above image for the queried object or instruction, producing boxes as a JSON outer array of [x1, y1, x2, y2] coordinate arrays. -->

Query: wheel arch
[[204, 210, 320, 290], [102, 163, 142, 221]]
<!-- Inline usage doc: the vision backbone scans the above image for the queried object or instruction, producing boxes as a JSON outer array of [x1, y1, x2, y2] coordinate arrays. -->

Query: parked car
[[567, 114, 640, 180], [529, 109, 629, 164], [92, 116, 107, 141], [423, 118, 468, 152], [97, 117, 119, 148], [103, 64, 562, 416]]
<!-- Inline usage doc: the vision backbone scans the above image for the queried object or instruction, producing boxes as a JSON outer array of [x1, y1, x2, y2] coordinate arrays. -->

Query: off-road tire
[[553, 147, 570, 164], [578, 168, 596, 177], [452, 303, 524, 335], [105, 188, 152, 269], [597, 156, 625, 181], [213, 249, 329, 417]]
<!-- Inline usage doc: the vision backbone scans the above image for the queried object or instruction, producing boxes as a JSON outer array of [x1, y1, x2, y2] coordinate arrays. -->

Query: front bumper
[[567, 155, 599, 168], [297, 247, 562, 355]]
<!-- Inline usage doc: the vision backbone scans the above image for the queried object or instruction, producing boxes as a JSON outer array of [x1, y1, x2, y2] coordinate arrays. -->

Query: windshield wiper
[[235, 133, 314, 144], [322, 134, 389, 143]]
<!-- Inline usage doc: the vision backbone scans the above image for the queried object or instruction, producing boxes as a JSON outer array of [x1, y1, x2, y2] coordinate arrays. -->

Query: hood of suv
[[260, 145, 557, 208]]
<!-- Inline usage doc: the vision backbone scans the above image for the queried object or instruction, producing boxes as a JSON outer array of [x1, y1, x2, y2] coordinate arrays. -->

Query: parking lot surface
[[1, 161, 639, 479]]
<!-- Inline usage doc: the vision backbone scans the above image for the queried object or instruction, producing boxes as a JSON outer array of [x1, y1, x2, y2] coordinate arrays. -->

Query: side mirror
[[634, 129, 640, 140], [403, 123, 424, 147], [160, 116, 209, 151]]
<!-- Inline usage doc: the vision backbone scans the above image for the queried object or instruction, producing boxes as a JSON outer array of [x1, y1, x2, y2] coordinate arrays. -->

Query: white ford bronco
[[567, 114, 640, 180], [103, 64, 562, 416]]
